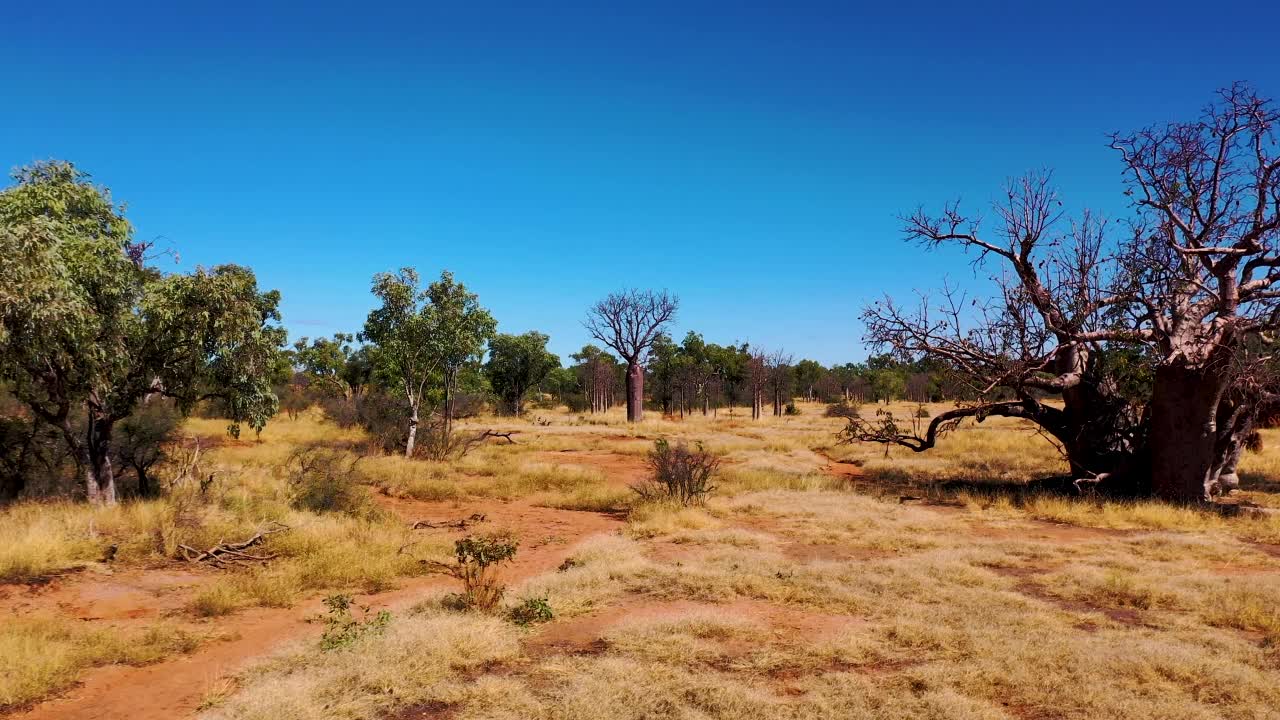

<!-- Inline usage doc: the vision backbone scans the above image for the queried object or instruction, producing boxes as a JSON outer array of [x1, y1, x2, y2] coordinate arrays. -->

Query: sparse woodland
[[1, 86, 1280, 720]]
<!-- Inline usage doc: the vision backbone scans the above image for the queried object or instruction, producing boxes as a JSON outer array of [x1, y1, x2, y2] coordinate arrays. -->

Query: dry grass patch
[[200, 607, 519, 720], [0, 616, 200, 710]]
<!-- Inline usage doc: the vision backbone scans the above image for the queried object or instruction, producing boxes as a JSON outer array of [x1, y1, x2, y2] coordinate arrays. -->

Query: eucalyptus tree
[[293, 333, 356, 398], [362, 269, 495, 456], [422, 272, 495, 437], [361, 268, 437, 457], [486, 331, 559, 415], [584, 289, 678, 422], [0, 161, 285, 504]]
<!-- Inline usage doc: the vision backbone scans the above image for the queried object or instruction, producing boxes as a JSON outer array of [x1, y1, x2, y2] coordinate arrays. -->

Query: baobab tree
[[744, 351, 769, 420], [584, 289, 678, 422], [766, 351, 793, 416], [845, 84, 1280, 503]]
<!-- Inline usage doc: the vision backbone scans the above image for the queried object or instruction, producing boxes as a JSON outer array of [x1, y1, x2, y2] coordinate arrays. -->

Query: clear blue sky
[[4, 1, 1278, 364]]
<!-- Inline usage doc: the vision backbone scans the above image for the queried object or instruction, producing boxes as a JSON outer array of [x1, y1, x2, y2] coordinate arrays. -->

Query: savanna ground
[[2, 402, 1280, 720]]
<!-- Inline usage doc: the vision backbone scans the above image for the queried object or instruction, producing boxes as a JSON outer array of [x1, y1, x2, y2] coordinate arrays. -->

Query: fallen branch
[[179, 522, 289, 568], [411, 513, 486, 531], [481, 430, 518, 444]]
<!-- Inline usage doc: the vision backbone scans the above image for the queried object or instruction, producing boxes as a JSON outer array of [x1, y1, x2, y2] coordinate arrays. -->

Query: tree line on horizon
[[0, 160, 943, 503], [4, 83, 1280, 505]]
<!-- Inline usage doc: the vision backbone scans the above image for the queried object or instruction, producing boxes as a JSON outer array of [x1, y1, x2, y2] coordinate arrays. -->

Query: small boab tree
[[584, 289, 679, 422], [845, 84, 1280, 503]]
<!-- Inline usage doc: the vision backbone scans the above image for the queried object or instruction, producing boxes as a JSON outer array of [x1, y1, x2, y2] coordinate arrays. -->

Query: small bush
[[507, 597, 554, 626], [825, 400, 861, 419], [784, 402, 801, 416], [285, 446, 370, 516], [317, 594, 392, 651], [633, 439, 720, 506], [914, 403, 931, 419], [429, 534, 518, 612]]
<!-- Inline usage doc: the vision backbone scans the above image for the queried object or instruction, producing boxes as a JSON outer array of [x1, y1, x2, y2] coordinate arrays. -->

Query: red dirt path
[[4, 496, 622, 720]]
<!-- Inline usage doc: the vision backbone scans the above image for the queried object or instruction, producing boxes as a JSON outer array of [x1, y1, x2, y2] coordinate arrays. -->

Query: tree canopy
[[0, 161, 285, 503]]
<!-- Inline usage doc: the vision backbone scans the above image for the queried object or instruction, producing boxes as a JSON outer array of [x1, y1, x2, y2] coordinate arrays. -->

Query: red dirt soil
[[4, 496, 622, 720], [523, 596, 862, 658], [529, 450, 650, 487]]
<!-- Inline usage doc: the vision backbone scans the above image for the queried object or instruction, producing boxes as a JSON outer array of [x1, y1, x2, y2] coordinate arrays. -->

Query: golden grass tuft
[[0, 616, 200, 710], [200, 608, 519, 720]]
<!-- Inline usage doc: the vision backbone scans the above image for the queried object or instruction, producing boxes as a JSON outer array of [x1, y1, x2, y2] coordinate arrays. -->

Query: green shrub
[[429, 534, 519, 611], [508, 597, 554, 626], [824, 400, 861, 419], [285, 446, 370, 516], [317, 594, 391, 651]]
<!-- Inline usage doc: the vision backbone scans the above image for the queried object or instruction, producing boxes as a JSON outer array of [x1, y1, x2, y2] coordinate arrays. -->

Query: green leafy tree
[[486, 332, 559, 415], [869, 368, 906, 404], [0, 161, 285, 504], [422, 272, 496, 437], [293, 333, 356, 398], [361, 268, 439, 457], [361, 269, 495, 455], [540, 366, 579, 408], [793, 359, 825, 402]]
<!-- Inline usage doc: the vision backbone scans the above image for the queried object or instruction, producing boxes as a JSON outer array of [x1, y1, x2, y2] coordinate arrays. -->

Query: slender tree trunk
[[443, 368, 455, 439], [406, 401, 419, 458], [625, 362, 644, 422]]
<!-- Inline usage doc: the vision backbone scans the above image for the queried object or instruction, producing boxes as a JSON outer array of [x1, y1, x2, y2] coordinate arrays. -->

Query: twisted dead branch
[[178, 521, 289, 568]]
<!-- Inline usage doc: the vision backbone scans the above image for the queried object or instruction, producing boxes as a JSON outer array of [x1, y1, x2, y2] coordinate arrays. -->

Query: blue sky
[[4, 1, 1279, 364]]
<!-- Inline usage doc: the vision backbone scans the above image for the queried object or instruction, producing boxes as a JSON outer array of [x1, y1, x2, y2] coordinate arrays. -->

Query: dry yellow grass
[[204, 488, 1280, 720], [8, 400, 1280, 717], [0, 617, 200, 710]]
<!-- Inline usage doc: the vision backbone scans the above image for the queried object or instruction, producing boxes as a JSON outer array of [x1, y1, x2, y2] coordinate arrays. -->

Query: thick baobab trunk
[[625, 362, 644, 422], [1147, 365, 1235, 502]]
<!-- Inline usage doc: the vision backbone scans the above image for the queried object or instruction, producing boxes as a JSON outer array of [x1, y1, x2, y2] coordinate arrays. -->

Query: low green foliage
[[431, 533, 519, 612], [508, 597, 554, 626], [317, 594, 392, 651]]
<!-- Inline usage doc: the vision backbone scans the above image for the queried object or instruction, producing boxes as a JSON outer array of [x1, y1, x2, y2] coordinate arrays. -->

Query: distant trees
[[584, 289, 678, 422], [766, 351, 794, 416], [293, 334, 357, 398], [0, 161, 286, 504], [744, 351, 769, 420], [793, 359, 824, 402], [486, 332, 559, 415], [570, 345, 619, 413]]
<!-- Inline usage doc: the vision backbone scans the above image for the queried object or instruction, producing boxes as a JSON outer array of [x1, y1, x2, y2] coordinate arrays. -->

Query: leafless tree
[[584, 289, 679, 422], [744, 351, 770, 420], [766, 351, 793, 416], [844, 84, 1280, 502]]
